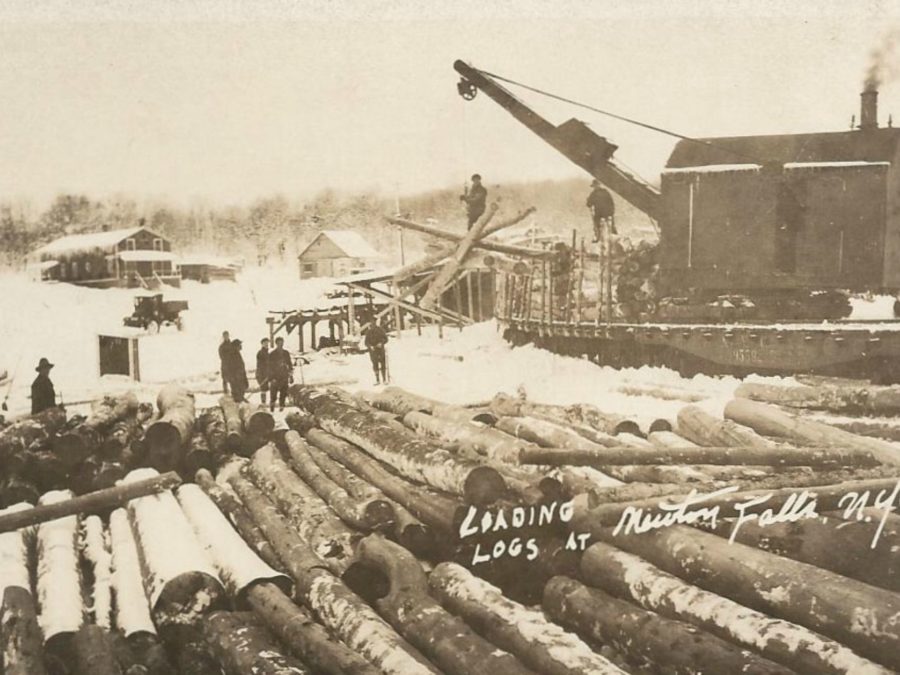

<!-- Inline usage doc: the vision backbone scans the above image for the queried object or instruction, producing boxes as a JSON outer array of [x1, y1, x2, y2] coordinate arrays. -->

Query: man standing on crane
[[460, 173, 487, 230], [587, 179, 616, 241]]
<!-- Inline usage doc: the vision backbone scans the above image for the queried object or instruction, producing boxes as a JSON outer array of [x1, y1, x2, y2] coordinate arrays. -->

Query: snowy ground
[[5, 264, 886, 423]]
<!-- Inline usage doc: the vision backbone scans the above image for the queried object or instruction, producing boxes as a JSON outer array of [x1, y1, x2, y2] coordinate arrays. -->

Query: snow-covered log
[[72, 624, 123, 675], [725, 398, 900, 467], [108, 508, 156, 638], [227, 472, 437, 674], [581, 541, 892, 675], [489, 392, 642, 437], [284, 409, 316, 436], [495, 415, 623, 452], [246, 582, 375, 675], [736, 381, 900, 414], [402, 411, 531, 464], [676, 404, 777, 448], [203, 611, 309, 675], [145, 386, 196, 472], [101, 401, 153, 460], [248, 444, 359, 576], [0, 406, 66, 465], [0, 471, 181, 534], [81, 515, 112, 629], [55, 392, 139, 464], [217, 395, 243, 451], [176, 483, 291, 603], [602, 463, 721, 483], [582, 525, 900, 669], [1, 586, 47, 675], [543, 575, 792, 674], [301, 437, 432, 554], [284, 431, 393, 531], [429, 403, 498, 426], [238, 401, 275, 437], [428, 562, 626, 675], [305, 429, 461, 534], [194, 468, 283, 570], [352, 535, 534, 675], [0, 503, 31, 595], [298, 389, 506, 504], [0, 474, 40, 509], [123, 468, 225, 625], [358, 386, 442, 416], [185, 428, 215, 475], [197, 407, 228, 456]]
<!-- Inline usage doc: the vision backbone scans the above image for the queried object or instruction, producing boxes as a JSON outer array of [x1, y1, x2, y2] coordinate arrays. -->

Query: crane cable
[[477, 68, 770, 166]]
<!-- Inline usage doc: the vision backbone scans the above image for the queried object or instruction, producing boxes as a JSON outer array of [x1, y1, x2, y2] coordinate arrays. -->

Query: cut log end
[[144, 423, 182, 472], [463, 465, 508, 505], [152, 572, 228, 626]]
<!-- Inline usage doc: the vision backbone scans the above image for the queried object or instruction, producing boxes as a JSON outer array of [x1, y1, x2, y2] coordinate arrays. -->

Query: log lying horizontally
[[581, 541, 892, 675], [299, 389, 506, 504], [736, 380, 900, 415], [489, 393, 643, 437], [1, 586, 47, 675], [204, 611, 309, 675], [239, 401, 275, 438], [725, 398, 900, 467], [108, 508, 157, 639], [72, 624, 124, 675], [55, 392, 139, 465], [543, 576, 792, 675], [351, 535, 535, 675], [387, 215, 548, 259], [0, 471, 181, 534], [81, 515, 113, 629], [123, 468, 226, 625], [358, 387, 443, 417], [145, 385, 196, 472], [579, 524, 900, 670], [676, 404, 777, 448], [227, 472, 437, 674], [428, 562, 626, 675], [0, 406, 66, 465]]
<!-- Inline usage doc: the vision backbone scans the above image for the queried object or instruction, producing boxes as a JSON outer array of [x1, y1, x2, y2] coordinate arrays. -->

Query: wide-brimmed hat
[[591, 178, 601, 187], [35, 357, 54, 372], [232, 339, 243, 348]]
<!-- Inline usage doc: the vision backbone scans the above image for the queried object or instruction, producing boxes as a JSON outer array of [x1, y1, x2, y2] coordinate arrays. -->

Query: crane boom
[[453, 60, 661, 221]]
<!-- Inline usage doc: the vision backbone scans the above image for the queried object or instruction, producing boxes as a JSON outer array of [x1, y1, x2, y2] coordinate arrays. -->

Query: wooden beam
[[387, 214, 548, 259]]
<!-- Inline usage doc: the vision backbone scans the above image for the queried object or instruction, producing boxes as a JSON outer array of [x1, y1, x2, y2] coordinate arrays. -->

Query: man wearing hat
[[586, 179, 616, 241], [256, 337, 271, 406], [225, 339, 249, 403], [31, 358, 56, 415], [460, 173, 487, 230]]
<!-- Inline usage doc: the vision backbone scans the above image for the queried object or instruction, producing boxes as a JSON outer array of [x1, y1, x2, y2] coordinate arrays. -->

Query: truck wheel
[[147, 320, 160, 335]]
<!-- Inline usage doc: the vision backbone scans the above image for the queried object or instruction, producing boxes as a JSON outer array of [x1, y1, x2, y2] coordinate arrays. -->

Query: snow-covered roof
[[34, 227, 164, 257], [299, 230, 382, 260], [783, 161, 891, 169], [662, 164, 762, 175], [116, 250, 176, 262]]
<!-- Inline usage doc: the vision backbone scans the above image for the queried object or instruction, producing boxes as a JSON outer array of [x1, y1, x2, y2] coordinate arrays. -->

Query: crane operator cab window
[[774, 178, 806, 274]]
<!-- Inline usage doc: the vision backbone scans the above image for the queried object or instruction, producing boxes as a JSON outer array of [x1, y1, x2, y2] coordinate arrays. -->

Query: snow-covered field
[[0, 264, 799, 422]]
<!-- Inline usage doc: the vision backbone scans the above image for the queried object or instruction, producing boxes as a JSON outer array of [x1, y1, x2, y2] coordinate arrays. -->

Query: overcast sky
[[0, 0, 898, 207]]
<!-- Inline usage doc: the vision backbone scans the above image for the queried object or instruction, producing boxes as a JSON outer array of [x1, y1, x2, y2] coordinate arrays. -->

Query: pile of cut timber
[[1, 379, 897, 674]]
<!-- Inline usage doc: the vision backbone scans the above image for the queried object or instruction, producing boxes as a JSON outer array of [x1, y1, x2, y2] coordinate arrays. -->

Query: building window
[[59, 263, 67, 279], [126, 238, 136, 251], [85, 261, 92, 276], [301, 262, 315, 275], [71, 261, 79, 279], [153, 238, 163, 251]]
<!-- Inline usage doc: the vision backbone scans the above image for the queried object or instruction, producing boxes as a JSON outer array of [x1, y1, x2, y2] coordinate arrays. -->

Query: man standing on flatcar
[[587, 179, 616, 241]]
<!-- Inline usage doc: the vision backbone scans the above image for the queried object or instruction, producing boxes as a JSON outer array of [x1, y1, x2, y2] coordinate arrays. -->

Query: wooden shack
[[33, 226, 180, 288], [297, 230, 382, 279]]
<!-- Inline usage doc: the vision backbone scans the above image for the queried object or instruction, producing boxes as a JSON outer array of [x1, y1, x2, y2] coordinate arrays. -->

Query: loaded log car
[[124, 293, 189, 333], [455, 60, 900, 381]]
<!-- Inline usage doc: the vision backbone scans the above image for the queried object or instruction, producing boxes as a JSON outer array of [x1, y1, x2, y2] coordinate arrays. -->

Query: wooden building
[[297, 230, 382, 279], [660, 125, 900, 295], [33, 226, 180, 288], [179, 256, 242, 283]]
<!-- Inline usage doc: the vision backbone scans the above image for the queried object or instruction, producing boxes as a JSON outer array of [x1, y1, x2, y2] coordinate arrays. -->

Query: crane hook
[[457, 77, 478, 101]]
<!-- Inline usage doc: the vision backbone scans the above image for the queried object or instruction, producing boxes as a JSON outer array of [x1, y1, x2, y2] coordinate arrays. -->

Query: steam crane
[[454, 60, 662, 222], [454, 59, 900, 382]]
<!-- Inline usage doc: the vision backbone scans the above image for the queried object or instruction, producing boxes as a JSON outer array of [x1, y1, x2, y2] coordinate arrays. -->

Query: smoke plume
[[865, 28, 900, 91]]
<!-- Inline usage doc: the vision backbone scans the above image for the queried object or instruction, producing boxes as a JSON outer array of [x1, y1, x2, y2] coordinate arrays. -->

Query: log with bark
[[108, 509, 156, 639], [284, 410, 315, 436], [736, 380, 900, 415], [81, 515, 113, 629], [194, 468, 283, 570], [676, 404, 778, 448], [804, 413, 900, 442], [227, 472, 438, 674], [543, 575, 792, 675], [578, 524, 900, 670], [55, 392, 139, 466], [72, 624, 124, 675], [145, 386, 196, 472], [580, 540, 892, 675], [203, 611, 309, 675], [305, 428, 461, 535], [495, 415, 625, 453], [386, 215, 548, 259], [122, 468, 226, 626], [184, 428, 215, 476], [23, 449, 70, 493], [157, 623, 225, 675], [489, 393, 642, 437], [101, 402, 153, 460], [0, 503, 32, 598], [298, 388, 507, 504], [0, 406, 66, 466], [36, 490, 83, 670], [197, 407, 228, 457], [300, 436, 433, 554], [0, 471, 181, 534], [176, 483, 291, 604], [283, 431, 394, 531], [428, 562, 626, 675], [239, 401, 275, 438], [248, 445, 361, 576], [358, 386, 442, 416], [429, 403, 498, 426], [725, 398, 900, 467], [1, 586, 47, 675], [217, 395, 243, 452], [350, 534, 535, 675]]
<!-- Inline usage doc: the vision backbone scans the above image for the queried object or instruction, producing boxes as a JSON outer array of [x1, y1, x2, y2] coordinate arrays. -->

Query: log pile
[[1, 379, 898, 674]]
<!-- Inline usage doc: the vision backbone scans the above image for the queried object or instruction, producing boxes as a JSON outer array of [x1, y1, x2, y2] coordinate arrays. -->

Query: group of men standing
[[219, 331, 293, 410]]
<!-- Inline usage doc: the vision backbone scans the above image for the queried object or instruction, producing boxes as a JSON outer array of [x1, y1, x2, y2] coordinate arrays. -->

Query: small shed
[[179, 255, 242, 283], [33, 226, 179, 288], [297, 230, 382, 279]]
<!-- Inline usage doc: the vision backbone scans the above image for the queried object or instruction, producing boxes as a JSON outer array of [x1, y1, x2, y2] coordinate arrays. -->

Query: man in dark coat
[[256, 338, 270, 405], [460, 173, 487, 230], [218, 331, 232, 394], [586, 179, 616, 241], [224, 339, 249, 402], [31, 357, 56, 415], [268, 337, 293, 411], [364, 321, 389, 385]]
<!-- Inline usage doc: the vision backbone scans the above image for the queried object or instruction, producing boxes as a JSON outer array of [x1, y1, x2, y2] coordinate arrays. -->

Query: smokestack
[[860, 88, 879, 130]]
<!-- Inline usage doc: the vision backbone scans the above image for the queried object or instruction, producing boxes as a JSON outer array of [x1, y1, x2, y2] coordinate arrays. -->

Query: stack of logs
[[1, 379, 899, 674]]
